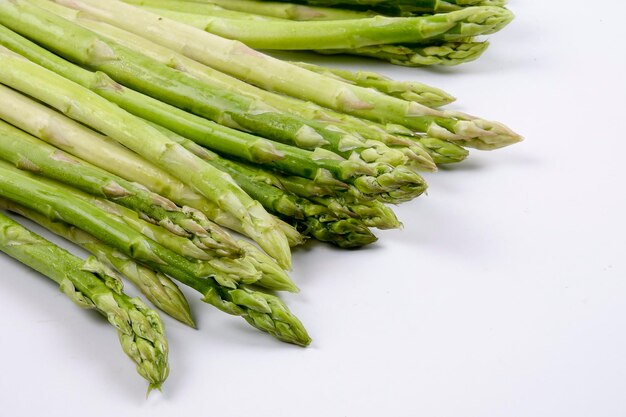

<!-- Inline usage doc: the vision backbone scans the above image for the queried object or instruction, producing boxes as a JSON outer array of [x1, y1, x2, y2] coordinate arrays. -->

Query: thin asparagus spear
[[314, 40, 489, 67], [56, 0, 521, 150], [139, 0, 376, 20], [125, 0, 280, 20], [292, 61, 455, 107], [141, 6, 511, 50], [0, 114, 241, 259], [0, 48, 291, 270], [0, 199, 195, 327], [0, 58, 302, 248], [0, 162, 310, 345], [0, 211, 169, 390]]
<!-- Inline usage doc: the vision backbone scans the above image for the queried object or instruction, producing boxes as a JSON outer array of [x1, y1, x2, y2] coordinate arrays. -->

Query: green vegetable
[[0, 211, 169, 391], [0, 161, 310, 345], [0, 199, 195, 327]]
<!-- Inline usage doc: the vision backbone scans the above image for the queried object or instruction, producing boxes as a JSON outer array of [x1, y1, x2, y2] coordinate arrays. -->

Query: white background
[[1, 1, 626, 416]]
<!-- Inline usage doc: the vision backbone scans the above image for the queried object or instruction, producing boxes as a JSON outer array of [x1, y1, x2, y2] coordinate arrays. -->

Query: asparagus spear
[[57, 0, 521, 150], [0, 47, 302, 248], [209, 159, 401, 229], [314, 40, 490, 67], [50, 12, 435, 171], [257, 0, 505, 13], [0, 199, 195, 326], [0, 48, 291, 269], [0, 23, 412, 198], [0, 211, 169, 390], [0, 162, 310, 345], [291, 61, 455, 107], [134, 0, 376, 20], [0, 114, 241, 259], [126, 0, 281, 20], [208, 153, 380, 247], [145, 6, 512, 50], [3, 1, 387, 165]]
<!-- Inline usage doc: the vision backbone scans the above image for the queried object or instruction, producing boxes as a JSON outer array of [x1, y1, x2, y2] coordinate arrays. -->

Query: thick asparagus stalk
[[0, 211, 169, 390], [0, 199, 195, 327], [0, 162, 310, 345], [292, 61, 455, 107], [133, 0, 375, 20], [0, 48, 291, 269], [146, 6, 512, 50], [314, 40, 490, 67], [0, 114, 241, 259], [56, 0, 521, 150]]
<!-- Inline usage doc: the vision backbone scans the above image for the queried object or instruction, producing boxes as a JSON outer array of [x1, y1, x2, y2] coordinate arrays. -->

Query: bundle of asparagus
[[0, 0, 520, 391], [118, 0, 513, 67]]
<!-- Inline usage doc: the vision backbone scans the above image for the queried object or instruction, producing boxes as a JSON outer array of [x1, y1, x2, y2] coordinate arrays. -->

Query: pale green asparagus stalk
[[291, 61, 455, 107], [0, 165, 262, 288], [257, 0, 506, 14], [0, 76, 302, 248], [0, 162, 310, 345], [55, 0, 521, 150], [48, 11, 434, 171], [0, 199, 195, 327], [0, 112, 241, 259], [0, 211, 169, 390], [136, 6, 512, 50], [0, 23, 396, 197], [313, 40, 490, 67], [4, 0, 388, 168], [132, 0, 375, 20], [0, 48, 291, 269]]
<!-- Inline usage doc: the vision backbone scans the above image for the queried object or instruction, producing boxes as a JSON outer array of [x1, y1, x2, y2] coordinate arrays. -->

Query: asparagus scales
[[0, 211, 169, 391]]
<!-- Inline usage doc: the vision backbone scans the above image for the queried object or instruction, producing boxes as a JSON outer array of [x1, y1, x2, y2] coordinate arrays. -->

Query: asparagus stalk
[[209, 159, 400, 229], [181, 147, 380, 247], [292, 61, 455, 107], [257, 0, 505, 13], [56, 0, 521, 150], [141, 6, 512, 50], [0, 23, 410, 199], [51, 12, 435, 171], [126, 0, 281, 20], [0, 211, 169, 390], [0, 162, 310, 345], [0, 47, 301, 248], [0, 47, 291, 269], [5, 1, 386, 166], [314, 40, 490, 67], [0, 199, 195, 326], [137, 0, 376, 20], [0, 113, 241, 259]]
